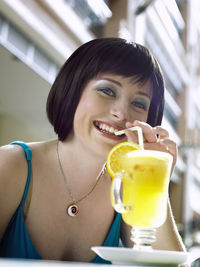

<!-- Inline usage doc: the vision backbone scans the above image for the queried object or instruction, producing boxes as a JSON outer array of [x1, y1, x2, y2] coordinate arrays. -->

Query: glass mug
[[111, 149, 173, 249]]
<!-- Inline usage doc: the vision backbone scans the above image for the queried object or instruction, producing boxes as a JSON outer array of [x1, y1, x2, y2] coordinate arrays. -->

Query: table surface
[[0, 259, 145, 267], [0, 258, 196, 267]]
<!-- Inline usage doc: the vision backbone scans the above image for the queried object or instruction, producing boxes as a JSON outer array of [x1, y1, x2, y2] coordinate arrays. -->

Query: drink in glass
[[111, 148, 173, 249]]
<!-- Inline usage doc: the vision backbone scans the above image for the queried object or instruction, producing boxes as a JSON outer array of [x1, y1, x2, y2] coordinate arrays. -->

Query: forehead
[[95, 73, 153, 97]]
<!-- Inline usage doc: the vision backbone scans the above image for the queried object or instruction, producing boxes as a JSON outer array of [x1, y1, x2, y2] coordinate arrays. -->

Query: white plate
[[91, 246, 188, 266]]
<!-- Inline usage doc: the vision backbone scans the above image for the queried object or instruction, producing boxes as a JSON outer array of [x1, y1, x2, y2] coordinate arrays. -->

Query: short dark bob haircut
[[47, 38, 165, 141]]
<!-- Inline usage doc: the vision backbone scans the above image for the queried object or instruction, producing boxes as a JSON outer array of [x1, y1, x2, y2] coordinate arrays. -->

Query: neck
[[57, 139, 107, 188], [56, 139, 109, 217]]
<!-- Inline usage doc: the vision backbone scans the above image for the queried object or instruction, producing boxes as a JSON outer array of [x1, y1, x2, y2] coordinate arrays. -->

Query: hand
[[124, 120, 177, 175]]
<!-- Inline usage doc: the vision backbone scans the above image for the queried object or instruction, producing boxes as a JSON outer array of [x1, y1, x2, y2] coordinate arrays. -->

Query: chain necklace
[[56, 140, 106, 217]]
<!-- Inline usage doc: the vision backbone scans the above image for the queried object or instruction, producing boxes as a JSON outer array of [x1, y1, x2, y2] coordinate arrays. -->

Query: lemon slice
[[106, 142, 142, 178]]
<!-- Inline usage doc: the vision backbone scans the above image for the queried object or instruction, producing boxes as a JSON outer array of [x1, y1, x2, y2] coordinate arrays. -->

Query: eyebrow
[[137, 91, 151, 98], [102, 78, 122, 87], [102, 78, 151, 98], [103, 78, 151, 98]]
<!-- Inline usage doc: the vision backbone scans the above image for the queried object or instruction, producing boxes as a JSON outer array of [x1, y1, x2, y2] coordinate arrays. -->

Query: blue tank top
[[0, 141, 121, 263]]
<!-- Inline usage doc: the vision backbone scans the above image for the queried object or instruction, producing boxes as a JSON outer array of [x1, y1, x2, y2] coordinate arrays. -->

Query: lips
[[94, 121, 125, 139]]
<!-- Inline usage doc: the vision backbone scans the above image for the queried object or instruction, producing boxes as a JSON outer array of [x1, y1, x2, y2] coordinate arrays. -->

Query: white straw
[[115, 126, 144, 149]]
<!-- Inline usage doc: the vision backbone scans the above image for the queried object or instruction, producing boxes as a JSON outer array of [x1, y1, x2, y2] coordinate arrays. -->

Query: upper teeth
[[95, 122, 122, 136]]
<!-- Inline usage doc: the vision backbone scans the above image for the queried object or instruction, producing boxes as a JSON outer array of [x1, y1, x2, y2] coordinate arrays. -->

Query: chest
[[25, 170, 115, 261]]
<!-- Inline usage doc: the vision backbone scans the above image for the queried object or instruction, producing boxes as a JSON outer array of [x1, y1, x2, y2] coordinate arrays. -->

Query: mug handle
[[111, 172, 132, 213]]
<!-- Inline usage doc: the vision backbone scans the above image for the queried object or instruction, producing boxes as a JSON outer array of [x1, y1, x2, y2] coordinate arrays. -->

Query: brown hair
[[46, 38, 164, 141]]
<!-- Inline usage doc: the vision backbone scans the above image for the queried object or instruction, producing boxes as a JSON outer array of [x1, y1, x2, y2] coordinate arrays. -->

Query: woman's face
[[72, 73, 152, 157]]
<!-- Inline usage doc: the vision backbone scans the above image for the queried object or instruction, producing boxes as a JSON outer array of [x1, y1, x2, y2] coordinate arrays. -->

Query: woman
[[0, 38, 185, 262]]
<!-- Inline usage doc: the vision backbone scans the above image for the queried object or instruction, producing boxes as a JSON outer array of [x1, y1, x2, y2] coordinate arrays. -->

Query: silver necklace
[[56, 140, 106, 216]]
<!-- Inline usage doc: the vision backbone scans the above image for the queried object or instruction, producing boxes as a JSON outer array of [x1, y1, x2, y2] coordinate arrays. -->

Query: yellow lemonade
[[114, 150, 172, 228]]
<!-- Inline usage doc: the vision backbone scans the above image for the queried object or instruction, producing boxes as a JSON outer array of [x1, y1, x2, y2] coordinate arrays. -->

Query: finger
[[125, 129, 141, 143], [159, 139, 178, 172], [132, 120, 157, 143], [153, 126, 169, 139], [143, 142, 168, 152], [159, 138, 177, 156], [125, 122, 148, 143]]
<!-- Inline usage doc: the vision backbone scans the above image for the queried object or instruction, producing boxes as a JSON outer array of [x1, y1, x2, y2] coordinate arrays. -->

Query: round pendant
[[67, 204, 79, 216]]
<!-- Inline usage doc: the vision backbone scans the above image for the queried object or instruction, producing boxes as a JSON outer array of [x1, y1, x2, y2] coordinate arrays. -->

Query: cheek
[[141, 105, 151, 123], [129, 111, 149, 124], [73, 97, 98, 131], [145, 106, 151, 122], [76, 99, 97, 118], [75, 91, 106, 120]]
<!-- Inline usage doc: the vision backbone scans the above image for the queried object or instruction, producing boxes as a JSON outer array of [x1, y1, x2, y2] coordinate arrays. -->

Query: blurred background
[[0, 0, 200, 253]]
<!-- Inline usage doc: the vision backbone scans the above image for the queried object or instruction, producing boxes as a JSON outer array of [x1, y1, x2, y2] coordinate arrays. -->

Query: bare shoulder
[[0, 139, 57, 182], [0, 140, 50, 193], [0, 143, 26, 180], [0, 143, 31, 240], [0, 140, 55, 241]]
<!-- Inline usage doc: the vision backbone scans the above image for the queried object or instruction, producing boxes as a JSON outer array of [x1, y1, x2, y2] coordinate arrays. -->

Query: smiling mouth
[[94, 121, 125, 137]]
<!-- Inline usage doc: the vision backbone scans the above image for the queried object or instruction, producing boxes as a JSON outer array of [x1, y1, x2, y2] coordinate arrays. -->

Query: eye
[[97, 87, 116, 97], [131, 98, 148, 111]]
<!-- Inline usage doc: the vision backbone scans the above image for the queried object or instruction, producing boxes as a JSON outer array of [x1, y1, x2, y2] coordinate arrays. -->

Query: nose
[[110, 100, 130, 123]]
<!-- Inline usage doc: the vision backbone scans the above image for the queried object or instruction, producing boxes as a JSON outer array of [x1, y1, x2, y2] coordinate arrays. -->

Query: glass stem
[[131, 227, 157, 250]]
